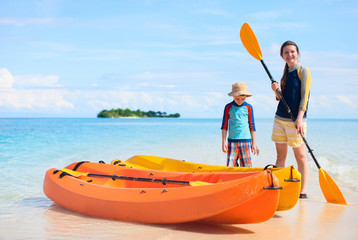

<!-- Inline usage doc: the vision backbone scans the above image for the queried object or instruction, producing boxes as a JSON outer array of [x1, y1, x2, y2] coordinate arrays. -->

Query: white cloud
[[1, 66, 357, 118], [14, 74, 62, 88], [0, 68, 14, 89], [0, 69, 69, 112], [1, 68, 63, 89], [1, 85, 357, 118], [337, 95, 357, 109], [62, 90, 227, 117], [0, 89, 73, 110], [158, 85, 175, 88], [311, 95, 333, 109], [250, 94, 278, 110]]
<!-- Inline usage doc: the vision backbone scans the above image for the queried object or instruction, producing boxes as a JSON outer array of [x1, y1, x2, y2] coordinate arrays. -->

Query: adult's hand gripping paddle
[[240, 22, 347, 205]]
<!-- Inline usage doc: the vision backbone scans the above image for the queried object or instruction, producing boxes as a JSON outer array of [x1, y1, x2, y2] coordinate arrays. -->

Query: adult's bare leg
[[275, 142, 288, 167], [293, 144, 309, 194]]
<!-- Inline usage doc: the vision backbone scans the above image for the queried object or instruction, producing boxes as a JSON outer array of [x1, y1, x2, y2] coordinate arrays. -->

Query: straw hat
[[228, 82, 252, 97]]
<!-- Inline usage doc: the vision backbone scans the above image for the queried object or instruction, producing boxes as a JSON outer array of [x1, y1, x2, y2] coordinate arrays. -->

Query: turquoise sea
[[1, 118, 358, 239]]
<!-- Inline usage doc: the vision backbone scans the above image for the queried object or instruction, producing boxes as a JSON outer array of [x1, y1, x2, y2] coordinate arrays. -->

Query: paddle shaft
[[87, 173, 191, 185], [260, 60, 275, 84], [259, 61, 322, 170]]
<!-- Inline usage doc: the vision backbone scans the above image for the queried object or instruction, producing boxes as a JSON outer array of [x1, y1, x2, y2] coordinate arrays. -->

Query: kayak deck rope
[[57, 168, 194, 186], [112, 159, 128, 167], [72, 161, 89, 171]]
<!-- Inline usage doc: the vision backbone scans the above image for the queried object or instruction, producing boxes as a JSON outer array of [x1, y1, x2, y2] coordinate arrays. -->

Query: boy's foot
[[299, 193, 308, 199]]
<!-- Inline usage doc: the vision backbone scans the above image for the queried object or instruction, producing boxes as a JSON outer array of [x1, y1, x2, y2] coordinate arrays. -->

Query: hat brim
[[228, 91, 252, 97]]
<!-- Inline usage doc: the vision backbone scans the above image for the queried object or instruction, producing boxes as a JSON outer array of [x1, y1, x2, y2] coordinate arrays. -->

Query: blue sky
[[0, 0, 357, 118]]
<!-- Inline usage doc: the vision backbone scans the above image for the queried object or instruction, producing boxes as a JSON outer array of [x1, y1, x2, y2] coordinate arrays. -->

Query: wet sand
[[1, 178, 357, 240]]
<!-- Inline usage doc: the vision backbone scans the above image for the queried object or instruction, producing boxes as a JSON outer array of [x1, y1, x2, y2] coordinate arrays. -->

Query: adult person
[[271, 41, 311, 199]]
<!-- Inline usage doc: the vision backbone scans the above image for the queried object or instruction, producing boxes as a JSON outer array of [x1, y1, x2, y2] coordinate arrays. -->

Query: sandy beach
[[42, 200, 357, 240], [1, 176, 357, 240]]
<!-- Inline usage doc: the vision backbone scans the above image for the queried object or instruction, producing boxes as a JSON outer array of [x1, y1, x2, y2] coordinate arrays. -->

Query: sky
[[0, 0, 357, 118]]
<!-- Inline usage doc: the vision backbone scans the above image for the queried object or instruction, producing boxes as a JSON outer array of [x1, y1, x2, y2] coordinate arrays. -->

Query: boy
[[221, 82, 259, 167]]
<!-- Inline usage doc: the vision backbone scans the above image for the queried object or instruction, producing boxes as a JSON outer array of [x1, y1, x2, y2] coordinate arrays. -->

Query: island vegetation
[[97, 108, 180, 118]]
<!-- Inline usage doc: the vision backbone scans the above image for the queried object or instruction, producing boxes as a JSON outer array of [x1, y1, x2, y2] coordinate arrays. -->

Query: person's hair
[[280, 41, 299, 91]]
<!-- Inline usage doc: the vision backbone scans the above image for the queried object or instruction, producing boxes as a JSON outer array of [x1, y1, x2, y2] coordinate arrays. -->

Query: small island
[[97, 108, 180, 118]]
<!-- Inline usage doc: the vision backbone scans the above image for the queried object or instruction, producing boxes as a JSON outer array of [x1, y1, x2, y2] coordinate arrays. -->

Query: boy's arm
[[221, 104, 231, 153], [250, 131, 259, 155], [222, 129, 228, 153], [249, 106, 259, 155], [250, 131, 256, 146]]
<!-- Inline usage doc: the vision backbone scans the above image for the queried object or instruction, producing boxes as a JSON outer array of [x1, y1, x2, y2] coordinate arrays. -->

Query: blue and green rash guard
[[221, 101, 256, 142], [276, 63, 311, 121]]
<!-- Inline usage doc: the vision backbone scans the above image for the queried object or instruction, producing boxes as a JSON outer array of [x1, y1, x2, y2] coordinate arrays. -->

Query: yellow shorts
[[271, 118, 307, 148]]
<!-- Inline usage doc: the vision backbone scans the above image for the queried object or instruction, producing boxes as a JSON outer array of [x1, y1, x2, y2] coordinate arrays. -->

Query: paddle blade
[[318, 168, 347, 205], [61, 168, 89, 178], [240, 23, 263, 61], [189, 181, 213, 186]]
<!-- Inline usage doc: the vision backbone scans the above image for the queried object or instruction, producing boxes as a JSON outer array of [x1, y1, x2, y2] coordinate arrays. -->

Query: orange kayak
[[115, 155, 301, 211], [43, 161, 280, 224]]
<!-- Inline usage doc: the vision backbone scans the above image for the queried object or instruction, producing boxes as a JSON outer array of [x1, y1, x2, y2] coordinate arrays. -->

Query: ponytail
[[281, 63, 289, 91]]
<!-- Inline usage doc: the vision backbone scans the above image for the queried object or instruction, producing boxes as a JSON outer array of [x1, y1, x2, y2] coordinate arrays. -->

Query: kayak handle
[[284, 166, 301, 182], [264, 171, 282, 190]]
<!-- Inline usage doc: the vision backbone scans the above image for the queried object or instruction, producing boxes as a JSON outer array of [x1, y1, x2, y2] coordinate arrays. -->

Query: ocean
[[1, 118, 358, 239]]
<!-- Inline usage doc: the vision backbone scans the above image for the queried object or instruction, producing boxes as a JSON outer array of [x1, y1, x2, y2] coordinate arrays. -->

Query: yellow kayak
[[112, 155, 301, 211]]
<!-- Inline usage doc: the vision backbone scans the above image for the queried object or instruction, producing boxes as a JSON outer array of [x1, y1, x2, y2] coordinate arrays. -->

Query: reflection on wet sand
[[40, 200, 358, 240], [44, 204, 254, 239]]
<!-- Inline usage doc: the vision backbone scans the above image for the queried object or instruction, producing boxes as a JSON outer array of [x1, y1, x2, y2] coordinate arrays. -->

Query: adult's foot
[[299, 193, 308, 199]]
